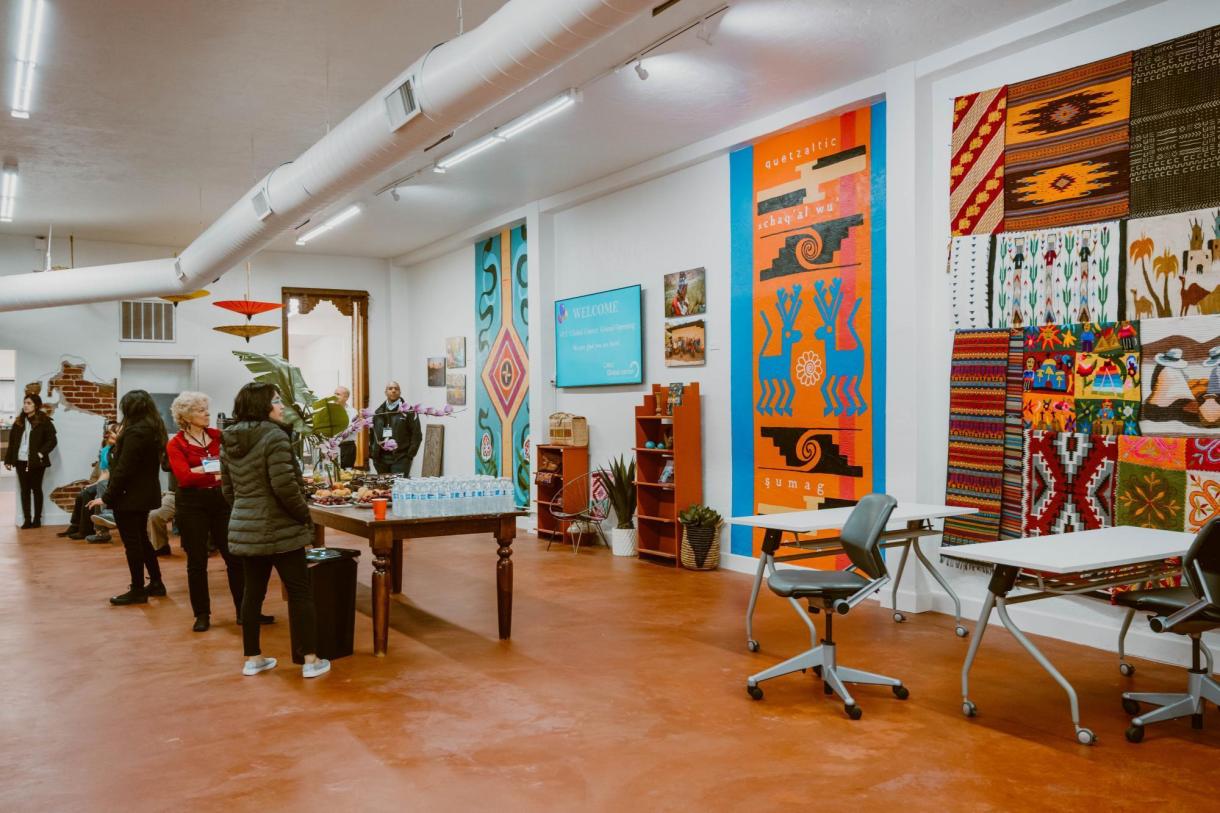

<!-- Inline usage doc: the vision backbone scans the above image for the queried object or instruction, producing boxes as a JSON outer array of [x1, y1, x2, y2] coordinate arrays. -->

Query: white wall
[[0, 235, 392, 522]]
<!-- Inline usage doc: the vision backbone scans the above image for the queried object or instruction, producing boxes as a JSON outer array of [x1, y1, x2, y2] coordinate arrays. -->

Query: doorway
[[282, 287, 369, 468], [119, 356, 196, 489]]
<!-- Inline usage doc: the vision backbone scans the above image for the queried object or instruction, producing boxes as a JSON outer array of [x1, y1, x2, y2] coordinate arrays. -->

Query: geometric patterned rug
[[1022, 430, 1118, 536]]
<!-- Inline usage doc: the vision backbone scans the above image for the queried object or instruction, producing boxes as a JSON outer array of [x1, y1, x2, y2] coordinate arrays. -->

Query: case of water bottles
[[390, 475, 516, 518]]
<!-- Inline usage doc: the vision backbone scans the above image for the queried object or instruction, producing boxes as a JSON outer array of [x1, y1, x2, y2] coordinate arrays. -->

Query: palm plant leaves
[[603, 455, 637, 529], [231, 350, 348, 436]]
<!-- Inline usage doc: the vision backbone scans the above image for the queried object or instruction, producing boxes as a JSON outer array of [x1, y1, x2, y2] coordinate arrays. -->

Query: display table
[[308, 505, 524, 656]]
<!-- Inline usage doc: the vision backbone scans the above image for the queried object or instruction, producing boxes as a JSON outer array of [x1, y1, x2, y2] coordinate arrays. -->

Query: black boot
[[145, 581, 167, 597], [110, 587, 148, 606], [20, 520, 33, 530], [193, 614, 210, 632]]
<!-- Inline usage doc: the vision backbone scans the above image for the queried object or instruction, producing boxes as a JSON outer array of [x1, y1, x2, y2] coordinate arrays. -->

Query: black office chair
[[746, 493, 907, 719], [1118, 517, 1220, 742]]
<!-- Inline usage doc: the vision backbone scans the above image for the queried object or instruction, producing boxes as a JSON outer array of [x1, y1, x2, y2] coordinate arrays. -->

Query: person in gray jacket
[[221, 382, 330, 679]]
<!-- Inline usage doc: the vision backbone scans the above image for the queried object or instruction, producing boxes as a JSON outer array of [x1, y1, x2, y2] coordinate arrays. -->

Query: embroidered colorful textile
[[1116, 434, 1185, 530], [951, 87, 1007, 236], [949, 235, 993, 329], [1129, 24, 1220, 218], [1000, 329, 1027, 538], [1126, 207, 1220, 320], [1005, 53, 1132, 231], [1140, 316, 1220, 435], [1023, 431, 1118, 535], [1118, 436, 1186, 468], [942, 329, 1009, 546], [990, 222, 1122, 328]]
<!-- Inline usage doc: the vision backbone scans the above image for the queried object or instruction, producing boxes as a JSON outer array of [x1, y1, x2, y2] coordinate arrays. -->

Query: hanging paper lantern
[[160, 289, 209, 307], [213, 324, 279, 343], [213, 299, 283, 320]]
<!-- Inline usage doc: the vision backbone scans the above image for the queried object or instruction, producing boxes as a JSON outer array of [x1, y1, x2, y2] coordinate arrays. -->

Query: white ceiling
[[0, 0, 1067, 261]]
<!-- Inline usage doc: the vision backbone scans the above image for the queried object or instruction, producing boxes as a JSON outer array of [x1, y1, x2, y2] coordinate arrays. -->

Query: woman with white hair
[[166, 391, 270, 632]]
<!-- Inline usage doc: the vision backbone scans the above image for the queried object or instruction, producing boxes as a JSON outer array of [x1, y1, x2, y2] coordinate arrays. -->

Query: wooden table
[[308, 505, 523, 656]]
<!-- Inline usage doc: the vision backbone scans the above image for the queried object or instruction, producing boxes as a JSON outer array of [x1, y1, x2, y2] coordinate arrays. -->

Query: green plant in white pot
[[604, 455, 637, 557]]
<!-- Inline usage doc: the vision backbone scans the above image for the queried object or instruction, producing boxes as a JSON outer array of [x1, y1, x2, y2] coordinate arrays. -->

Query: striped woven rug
[[943, 329, 1010, 547], [999, 328, 1026, 538]]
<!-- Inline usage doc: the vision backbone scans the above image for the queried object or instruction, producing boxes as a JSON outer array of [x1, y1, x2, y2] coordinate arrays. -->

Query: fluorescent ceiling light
[[498, 91, 577, 139], [433, 135, 503, 172], [11, 0, 47, 119], [294, 204, 361, 246], [0, 164, 17, 222]]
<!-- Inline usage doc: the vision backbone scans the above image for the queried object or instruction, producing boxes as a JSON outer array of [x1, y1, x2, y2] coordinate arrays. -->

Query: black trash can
[[291, 547, 361, 664]]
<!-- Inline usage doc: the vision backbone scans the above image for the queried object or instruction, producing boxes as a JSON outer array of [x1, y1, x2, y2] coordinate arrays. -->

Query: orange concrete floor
[[1, 500, 1216, 811]]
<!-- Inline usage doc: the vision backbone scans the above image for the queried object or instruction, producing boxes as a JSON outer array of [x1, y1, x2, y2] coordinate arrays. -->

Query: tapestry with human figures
[[989, 221, 1123, 329], [1126, 207, 1220, 320], [1022, 430, 1118, 536], [1140, 315, 1220, 435], [951, 86, 1007, 236], [1004, 52, 1132, 232]]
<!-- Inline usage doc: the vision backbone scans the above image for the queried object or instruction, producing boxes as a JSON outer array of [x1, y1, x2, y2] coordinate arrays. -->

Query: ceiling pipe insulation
[[0, 0, 655, 313]]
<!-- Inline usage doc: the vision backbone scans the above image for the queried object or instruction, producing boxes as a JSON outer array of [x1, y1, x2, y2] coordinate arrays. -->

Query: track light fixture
[[634, 59, 649, 81]]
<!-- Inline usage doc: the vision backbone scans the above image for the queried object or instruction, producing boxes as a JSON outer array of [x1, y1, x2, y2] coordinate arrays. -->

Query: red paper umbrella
[[213, 298, 283, 320]]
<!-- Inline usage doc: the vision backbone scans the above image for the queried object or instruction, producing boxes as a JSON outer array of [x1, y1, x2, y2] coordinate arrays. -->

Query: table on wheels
[[309, 505, 523, 656]]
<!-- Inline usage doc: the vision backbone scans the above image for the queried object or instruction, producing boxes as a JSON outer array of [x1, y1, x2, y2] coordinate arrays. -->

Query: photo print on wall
[[445, 336, 466, 368], [664, 319, 705, 366], [446, 372, 466, 406], [664, 267, 706, 318], [426, 357, 445, 387]]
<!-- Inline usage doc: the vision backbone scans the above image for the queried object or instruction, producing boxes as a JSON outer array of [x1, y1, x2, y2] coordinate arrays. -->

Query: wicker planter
[[680, 524, 721, 570]]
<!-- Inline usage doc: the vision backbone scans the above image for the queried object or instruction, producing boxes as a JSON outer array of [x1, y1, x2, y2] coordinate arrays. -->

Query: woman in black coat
[[91, 390, 169, 605], [3, 393, 57, 529]]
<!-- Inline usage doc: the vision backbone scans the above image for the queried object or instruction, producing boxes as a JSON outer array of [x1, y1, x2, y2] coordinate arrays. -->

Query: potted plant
[[604, 455, 637, 557], [679, 504, 723, 570]]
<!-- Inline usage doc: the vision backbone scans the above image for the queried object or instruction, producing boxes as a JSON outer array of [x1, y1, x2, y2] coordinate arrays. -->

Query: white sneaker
[[242, 657, 277, 676], [302, 659, 331, 679]]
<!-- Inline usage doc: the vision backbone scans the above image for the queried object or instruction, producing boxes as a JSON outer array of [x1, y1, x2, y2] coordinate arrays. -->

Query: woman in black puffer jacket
[[221, 382, 329, 679]]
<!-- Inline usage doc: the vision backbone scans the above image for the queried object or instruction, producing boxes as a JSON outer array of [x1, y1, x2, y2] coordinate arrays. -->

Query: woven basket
[[548, 412, 589, 446], [680, 524, 721, 570]]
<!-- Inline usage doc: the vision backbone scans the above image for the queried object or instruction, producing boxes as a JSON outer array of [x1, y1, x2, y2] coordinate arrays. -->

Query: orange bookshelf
[[534, 444, 589, 542], [634, 383, 702, 563]]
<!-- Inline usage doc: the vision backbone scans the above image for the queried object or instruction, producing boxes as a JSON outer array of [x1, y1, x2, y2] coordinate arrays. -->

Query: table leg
[[312, 521, 326, 548], [889, 535, 912, 620], [745, 529, 780, 652], [496, 515, 515, 640], [911, 532, 967, 636], [371, 527, 393, 657], [391, 540, 403, 595], [960, 589, 995, 710]]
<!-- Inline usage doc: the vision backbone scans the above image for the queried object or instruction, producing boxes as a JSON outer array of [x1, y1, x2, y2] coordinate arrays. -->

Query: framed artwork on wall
[[446, 372, 466, 406], [446, 336, 466, 368], [664, 267, 706, 318], [665, 319, 706, 367], [426, 357, 445, 387]]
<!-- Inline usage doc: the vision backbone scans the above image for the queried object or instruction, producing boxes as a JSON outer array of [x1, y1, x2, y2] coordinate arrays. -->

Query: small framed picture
[[446, 372, 466, 406], [658, 460, 675, 484], [664, 267, 706, 318], [446, 336, 466, 368], [665, 320, 705, 367], [426, 357, 445, 387]]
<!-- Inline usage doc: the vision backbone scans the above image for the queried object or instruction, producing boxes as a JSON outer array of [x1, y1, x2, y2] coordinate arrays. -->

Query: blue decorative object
[[645, 441, 657, 449]]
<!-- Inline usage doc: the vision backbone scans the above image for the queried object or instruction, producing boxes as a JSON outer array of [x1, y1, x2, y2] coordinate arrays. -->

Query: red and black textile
[[1022, 430, 1118, 536], [999, 328, 1027, 539]]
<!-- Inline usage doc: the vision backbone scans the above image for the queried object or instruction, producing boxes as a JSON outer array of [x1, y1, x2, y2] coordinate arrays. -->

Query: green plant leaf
[[231, 350, 318, 434], [602, 454, 637, 529], [311, 397, 350, 438]]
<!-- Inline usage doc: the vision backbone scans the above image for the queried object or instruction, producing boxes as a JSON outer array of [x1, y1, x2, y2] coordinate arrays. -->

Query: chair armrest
[[833, 576, 890, 615], [1150, 598, 1212, 633]]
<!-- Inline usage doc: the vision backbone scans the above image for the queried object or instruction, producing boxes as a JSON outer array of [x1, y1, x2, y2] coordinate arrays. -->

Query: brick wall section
[[50, 480, 91, 513], [48, 362, 117, 422]]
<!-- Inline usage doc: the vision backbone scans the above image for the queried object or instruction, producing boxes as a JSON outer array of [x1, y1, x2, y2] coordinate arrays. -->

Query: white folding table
[[940, 526, 1192, 745], [730, 503, 979, 652]]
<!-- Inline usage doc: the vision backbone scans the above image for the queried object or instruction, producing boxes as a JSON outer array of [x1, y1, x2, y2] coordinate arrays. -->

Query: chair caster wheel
[[845, 704, 862, 720], [892, 685, 909, 700], [893, 611, 906, 623], [747, 684, 763, 701], [1122, 697, 1140, 715], [962, 700, 977, 717], [1076, 728, 1096, 745], [955, 625, 969, 638], [1125, 725, 1144, 743], [747, 639, 759, 653], [1119, 662, 1135, 677]]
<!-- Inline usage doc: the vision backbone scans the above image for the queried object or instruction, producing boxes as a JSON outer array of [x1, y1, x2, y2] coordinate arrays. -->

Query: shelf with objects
[[534, 443, 590, 544], [634, 382, 702, 562]]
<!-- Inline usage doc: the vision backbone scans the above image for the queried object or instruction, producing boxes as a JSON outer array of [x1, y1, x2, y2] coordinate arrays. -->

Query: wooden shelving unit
[[534, 444, 589, 542], [634, 383, 702, 563]]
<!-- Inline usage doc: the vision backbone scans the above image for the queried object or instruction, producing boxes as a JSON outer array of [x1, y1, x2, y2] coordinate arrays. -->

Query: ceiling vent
[[120, 300, 176, 343], [250, 188, 272, 221], [384, 77, 420, 131]]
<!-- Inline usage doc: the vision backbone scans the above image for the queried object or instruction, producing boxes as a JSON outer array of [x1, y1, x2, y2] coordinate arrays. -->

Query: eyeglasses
[[271, 397, 283, 405]]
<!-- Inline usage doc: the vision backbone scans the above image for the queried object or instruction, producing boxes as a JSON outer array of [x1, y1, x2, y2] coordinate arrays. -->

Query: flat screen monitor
[[554, 284, 643, 388]]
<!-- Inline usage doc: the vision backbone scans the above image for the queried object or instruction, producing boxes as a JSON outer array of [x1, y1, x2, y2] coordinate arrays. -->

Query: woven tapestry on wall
[[1186, 438, 1220, 532], [951, 86, 1007, 236], [1000, 328, 1026, 538], [1005, 52, 1131, 231], [1129, 24, 1220, 218], [949, 234, 993, 329], [1140, 315, 1220, 435], [1116, 435, 1186, 529], [942, 329, 1009, 546], [1022, 431, 1118, 535], [1126, 207, 1220, 320], [989, 221, 1122, 329]]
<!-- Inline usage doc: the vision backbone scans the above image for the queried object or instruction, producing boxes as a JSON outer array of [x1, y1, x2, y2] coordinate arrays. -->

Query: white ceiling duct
[[0, 0, 654, 313]]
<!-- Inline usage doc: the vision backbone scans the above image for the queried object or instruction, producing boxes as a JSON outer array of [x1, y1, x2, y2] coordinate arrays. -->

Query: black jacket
[[103, 423, 165, 512], [370, 402, 422, 469], [3, 419, 56, 469], [221, 420, 312, 556]]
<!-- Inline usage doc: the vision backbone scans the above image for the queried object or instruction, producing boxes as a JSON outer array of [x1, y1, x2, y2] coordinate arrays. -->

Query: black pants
[[177, 488, 242, 618], [241, 548, 316, 658], [373, 456, 411, 475], [114, 509, 162, 591], [15, 462, 46, 524], [69, 481, 103, 532], [339, 440, 356, 470]]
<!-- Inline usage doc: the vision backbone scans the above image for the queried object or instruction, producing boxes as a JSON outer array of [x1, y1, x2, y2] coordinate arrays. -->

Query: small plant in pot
[[604, 455, 637, 557], [679, 504, 723, 570]]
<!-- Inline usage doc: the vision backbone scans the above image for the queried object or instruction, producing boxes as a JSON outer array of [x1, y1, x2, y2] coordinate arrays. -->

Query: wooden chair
[[547, 469, 611, 553]]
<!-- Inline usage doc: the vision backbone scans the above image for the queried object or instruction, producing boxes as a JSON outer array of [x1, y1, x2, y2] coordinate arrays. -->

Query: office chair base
[[1122, 670, 1220, 741], [746, 641, 905, 714]]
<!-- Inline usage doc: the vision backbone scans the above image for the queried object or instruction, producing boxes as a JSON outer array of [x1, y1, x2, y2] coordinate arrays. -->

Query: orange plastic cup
[[371, 498, 387, 520]]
